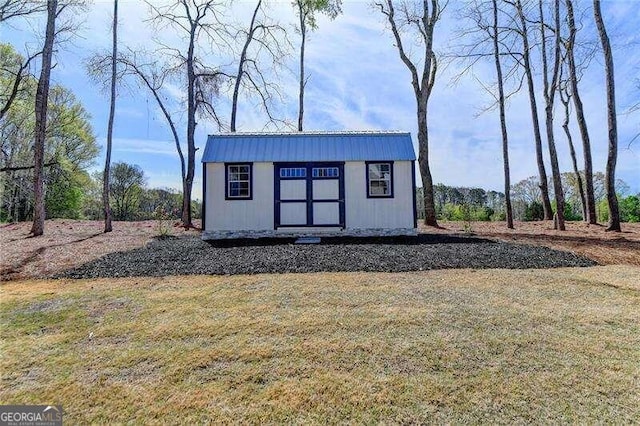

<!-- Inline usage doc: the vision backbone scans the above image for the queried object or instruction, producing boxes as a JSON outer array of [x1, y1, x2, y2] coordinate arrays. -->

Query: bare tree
[[376, 0, 445, 227], [0, 0, 46, 22], [0, 1, 47, 119], [511, 0, 553, 220], [102, 0, 117, 233], [30, 0, 58, 236], [231, 0, 262, 132], [293, 0, 341, 131], [452, 0, 527, 226], [539, 0, 565, 230], [559, 70, 586, 220], [87, 48, 190, 219], [230, 0, 289, 132], [147, 0, 228, 229], [492, 0, 513, 228], [593, 0, 620, 231], [565, 0, 596, 224], [127, 55, 186, 194], [0, 47, 41, 121]]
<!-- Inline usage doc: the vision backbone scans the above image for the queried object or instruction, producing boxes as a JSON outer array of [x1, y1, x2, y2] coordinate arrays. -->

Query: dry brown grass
[[423, 221, 640, 266], [2, 267, 639, 423], [0, 219, 200, 281]]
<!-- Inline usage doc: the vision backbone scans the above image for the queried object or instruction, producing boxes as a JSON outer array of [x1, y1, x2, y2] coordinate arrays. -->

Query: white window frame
[[367, 162, 393, 198], [226, 164, 251, 199]]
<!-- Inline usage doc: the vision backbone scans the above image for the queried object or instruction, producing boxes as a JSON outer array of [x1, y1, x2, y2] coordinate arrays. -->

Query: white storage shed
[[201, 131, 418, 239]]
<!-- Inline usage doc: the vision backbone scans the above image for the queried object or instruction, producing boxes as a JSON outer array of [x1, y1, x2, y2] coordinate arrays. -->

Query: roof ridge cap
[[209, 130, 409, 137]]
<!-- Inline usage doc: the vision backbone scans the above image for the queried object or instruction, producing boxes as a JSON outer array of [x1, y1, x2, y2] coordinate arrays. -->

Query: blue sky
[[2, 0, 639, 200]]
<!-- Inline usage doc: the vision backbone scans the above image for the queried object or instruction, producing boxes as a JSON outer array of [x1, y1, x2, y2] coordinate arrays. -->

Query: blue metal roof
[[201, 131, 416, 163]]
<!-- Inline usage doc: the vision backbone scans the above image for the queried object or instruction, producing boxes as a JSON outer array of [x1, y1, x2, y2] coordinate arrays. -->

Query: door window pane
[[280, 167, 307, 178], [312, 167, 339, 178]]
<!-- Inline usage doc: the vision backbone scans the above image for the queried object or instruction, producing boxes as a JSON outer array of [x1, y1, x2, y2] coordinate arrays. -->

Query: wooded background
[[1, 0, 638, 235]]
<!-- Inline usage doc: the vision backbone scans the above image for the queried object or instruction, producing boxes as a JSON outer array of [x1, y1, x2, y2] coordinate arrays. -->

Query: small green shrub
[[471, 206, 492, 222], [442, 204, 464, 221], [620, 195, 640, 222], [490, 210, 506, 221], [524, 202, 544, 221]]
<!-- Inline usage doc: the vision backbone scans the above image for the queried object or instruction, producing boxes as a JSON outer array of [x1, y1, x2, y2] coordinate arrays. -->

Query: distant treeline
[[4, 159, 638, 224], [417, 175, 639, 223], [1, 161, 200, 223]]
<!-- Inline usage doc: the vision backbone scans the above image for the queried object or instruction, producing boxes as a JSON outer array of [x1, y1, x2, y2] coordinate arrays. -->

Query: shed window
[[312, 167, 339, 178], [367, 162, 393, 198], [226, 164, 251, 199], [280, 167, 307, 178]]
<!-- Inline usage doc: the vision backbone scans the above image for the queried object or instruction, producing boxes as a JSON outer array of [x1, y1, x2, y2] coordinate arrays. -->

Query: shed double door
[[274, 162, 345, 228]]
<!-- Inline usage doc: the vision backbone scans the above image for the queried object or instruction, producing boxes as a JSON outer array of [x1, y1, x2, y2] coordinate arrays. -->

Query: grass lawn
[[1, 266, 639, 423]]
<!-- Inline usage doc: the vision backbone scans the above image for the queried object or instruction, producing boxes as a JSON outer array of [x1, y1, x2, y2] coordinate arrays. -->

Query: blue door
[[274, 162, 345, 228]]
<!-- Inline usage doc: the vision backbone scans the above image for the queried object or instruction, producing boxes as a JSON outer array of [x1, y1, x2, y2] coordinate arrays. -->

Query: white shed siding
[[205, 160, 415, 234], [344, 161, 414, 229], [205, 162, 273, 231]]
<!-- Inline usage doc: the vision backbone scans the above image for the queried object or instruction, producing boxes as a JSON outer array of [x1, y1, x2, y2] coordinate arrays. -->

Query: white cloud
[[115, 106, 145, 119], [111, 138, 181, 157]]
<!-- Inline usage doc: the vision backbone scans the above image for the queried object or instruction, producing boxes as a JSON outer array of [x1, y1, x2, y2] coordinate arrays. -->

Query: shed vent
[[295, 237, 321, 244]]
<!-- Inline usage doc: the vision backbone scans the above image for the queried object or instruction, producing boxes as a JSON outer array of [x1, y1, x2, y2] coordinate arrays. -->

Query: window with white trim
[[367, 163, 392, 197], [227, 164, 251, 199]]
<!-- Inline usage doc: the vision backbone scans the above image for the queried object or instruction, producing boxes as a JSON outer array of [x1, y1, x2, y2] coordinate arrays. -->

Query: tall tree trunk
[[494, 0, 513, 229], [297, 1, 306, 132], [11, 183, 19, 222], [417, 103, 437, 226], [230, 0, 261, 132], [30, 0, 57, 236], [418, 54, 438, 228], [593, 0, 621, 231], [103, 0, 117, 233], [565, 0, 597, 224], [541, 0, 565, 230], [379, 0, 439, 227], [182, 24, 197, 229], [560, 89, 587, 220], [512, 0, 550, 221]]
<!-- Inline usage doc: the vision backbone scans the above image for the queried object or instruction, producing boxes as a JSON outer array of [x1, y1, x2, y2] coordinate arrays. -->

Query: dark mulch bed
[[57, 234, 596, 279]]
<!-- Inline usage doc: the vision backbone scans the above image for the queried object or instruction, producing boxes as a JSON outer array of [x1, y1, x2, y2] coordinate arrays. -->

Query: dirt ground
[[1, 219, 638, 281]]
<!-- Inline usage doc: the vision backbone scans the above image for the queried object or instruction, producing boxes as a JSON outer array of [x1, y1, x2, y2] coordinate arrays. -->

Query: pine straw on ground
[[1, 266, 639, 423], [421, 221, 640, 266], [1, 220, 638, 281], [58, 234, 595, 278], [0, 220, 200, 281]]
